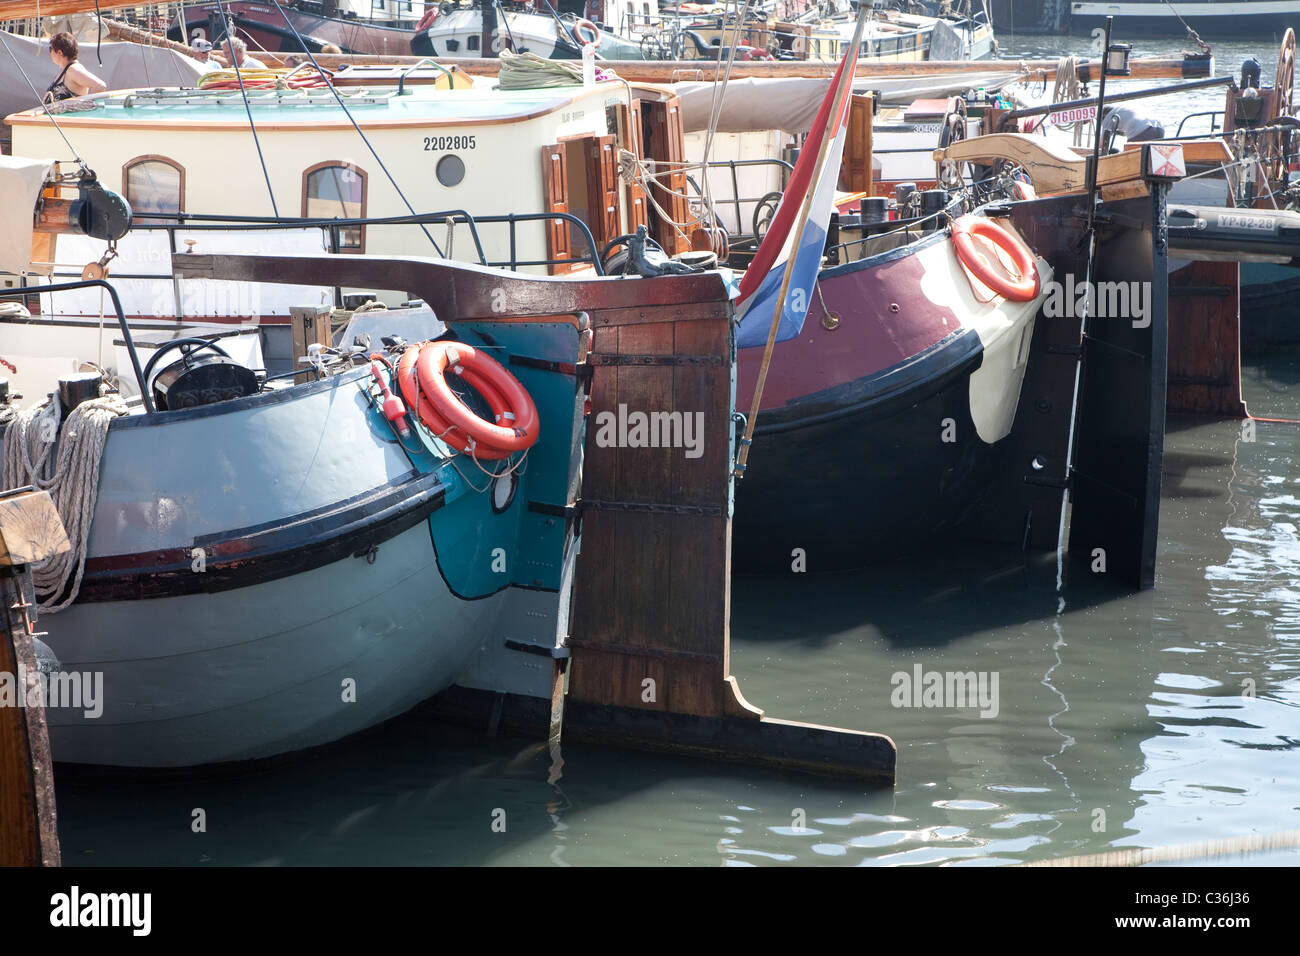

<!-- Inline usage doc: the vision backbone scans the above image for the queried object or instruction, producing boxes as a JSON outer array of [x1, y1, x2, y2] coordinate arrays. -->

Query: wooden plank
[[0, 491, 70, 568], [1167, 261, 1247, 417], [0, 491, 63, 866], [936, 132, 1154, 196], [569, 324, 619, 647], [403, 54, 1209, 83], [665, 319, 730, 658], [608, 322, 674, 655]]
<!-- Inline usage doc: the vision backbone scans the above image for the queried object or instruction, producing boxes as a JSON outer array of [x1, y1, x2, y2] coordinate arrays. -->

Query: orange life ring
[[572, 18, 601, 47], [396, 341, 539, 459], [950, 215, 1040, 302], [415, 6, 440, 32]]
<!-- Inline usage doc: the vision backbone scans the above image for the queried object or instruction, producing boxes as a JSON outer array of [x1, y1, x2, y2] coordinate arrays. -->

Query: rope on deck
[[2, 392, 126, 612]]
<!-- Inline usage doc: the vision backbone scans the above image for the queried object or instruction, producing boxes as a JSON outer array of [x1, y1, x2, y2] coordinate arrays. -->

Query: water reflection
[[53, 353, 1300, 865]]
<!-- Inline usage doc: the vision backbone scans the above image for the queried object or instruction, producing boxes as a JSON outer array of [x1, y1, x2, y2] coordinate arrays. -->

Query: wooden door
[[541, 142, 578, 275], [643, 96, 692, 256]]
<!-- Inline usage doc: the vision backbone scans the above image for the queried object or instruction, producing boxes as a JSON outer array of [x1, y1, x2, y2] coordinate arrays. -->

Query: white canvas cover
[[0, 154, 54, 274], [673, 72, 1029, 134]]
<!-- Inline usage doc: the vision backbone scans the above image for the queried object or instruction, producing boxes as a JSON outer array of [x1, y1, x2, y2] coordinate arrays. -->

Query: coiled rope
[[1049, 55, 1085, 147], [497, 50, 614, 89], [1, 394, 126, 612]]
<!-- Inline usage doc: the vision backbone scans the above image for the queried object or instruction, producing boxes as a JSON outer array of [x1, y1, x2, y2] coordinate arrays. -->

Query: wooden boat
[[0, 53, 1055, 572], [412, 0, 648, 60], [658, 0, 996, 63], [962, 29, 1300, 349], [0, 159, 732, 768], [168, 0, 420, 56]]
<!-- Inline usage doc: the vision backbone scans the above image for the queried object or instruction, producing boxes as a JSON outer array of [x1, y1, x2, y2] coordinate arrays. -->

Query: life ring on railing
[[572, 18, 601, 47], [396, 341, 539, 459], [415, 6, 440, 32], [950, 215, 1040, 302]]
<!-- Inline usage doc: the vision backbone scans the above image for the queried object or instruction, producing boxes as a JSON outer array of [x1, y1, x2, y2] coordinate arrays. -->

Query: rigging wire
[[1159, 0, 1211, 55], [268, 0, 445, 256], [214, 0, 281, 215], [696, 0, 755, 234]]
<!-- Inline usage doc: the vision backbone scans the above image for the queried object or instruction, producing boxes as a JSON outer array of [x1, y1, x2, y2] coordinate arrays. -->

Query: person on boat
[[190, 38, 220, 74], [44, 32, 106, 104], [222, 37, 267, 71], [320, 43, 342, 54]]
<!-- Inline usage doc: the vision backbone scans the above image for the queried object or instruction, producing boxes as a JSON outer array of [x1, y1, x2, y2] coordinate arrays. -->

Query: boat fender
[[950, 215, 1040, 303], [370, 358, 410, 438], [573, 18, 601, 48]]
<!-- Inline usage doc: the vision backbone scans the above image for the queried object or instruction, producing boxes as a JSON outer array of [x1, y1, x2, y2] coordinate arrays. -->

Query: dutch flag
[[733, 33, 863, 350]]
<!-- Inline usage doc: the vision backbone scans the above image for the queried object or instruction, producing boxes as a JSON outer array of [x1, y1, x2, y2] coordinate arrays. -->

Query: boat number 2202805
[[425, 136, 477, 150]]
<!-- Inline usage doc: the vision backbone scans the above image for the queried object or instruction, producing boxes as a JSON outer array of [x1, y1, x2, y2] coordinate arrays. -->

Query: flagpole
[[733, 0, 871, 478]]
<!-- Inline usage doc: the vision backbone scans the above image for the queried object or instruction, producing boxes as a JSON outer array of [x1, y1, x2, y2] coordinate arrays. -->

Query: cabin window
[[303, 162, 367, 252], [122, 156, 184, 223], [468, 35, 479, 51]]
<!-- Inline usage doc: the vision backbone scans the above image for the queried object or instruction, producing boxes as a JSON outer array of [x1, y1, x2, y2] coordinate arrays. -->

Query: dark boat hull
[[732, 225, 1045, 572], [170, 2, 415, 55], [1067, 2, 1300, 38], [1240, 261, 1300, 349], [733, 330, 997, 571]]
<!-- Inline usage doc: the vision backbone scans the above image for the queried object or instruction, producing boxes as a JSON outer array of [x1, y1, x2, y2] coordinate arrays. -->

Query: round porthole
[[436, 154, 466, 187], [491, 471, 518, 514]]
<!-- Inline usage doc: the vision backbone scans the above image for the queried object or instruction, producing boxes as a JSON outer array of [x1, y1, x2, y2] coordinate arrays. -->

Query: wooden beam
[[0, 489, 65, 868], [0, 489, 70, 569], [236, 52, 1211, 83], [933, 132, 1201, 197]]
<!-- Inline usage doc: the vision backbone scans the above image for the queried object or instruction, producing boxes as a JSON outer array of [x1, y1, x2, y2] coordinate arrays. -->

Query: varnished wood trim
[[121, 153, 185, 215], [302, 160, 367, 253]]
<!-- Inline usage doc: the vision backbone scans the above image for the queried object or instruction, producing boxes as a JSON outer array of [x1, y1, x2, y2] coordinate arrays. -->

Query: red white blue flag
[[733, 38, 862, 349]]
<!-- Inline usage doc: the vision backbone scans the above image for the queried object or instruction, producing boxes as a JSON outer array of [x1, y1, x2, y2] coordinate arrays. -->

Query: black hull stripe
[[78, 471, 447, 602]]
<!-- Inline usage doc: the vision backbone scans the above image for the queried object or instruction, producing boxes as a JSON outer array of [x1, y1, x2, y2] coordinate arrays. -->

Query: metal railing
[[129, 208, 606, 275], [685, 157, 795, 240], [1175, 111, 1225, 138]]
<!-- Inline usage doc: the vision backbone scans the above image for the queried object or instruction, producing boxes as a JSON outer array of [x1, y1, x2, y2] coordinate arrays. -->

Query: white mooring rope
[[1, 393, 126, 612]]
